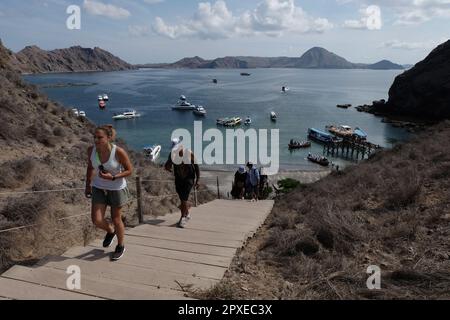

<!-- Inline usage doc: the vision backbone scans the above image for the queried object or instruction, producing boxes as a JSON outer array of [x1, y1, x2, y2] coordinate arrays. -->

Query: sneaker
[[103, 232, 116, 248], [177, 217, 187, 229], [186, 214, 192, 221], [111, 245, 126, 261]]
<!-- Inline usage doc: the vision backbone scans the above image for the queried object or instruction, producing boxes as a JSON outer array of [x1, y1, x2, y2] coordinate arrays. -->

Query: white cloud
[[344, 5, 382, 30], [83, 0, 130, 20], [152, 0, 333, 40], [383, 38, 448, 50], [128, 25, 152, 37], [339, 0, 450, 25], [143, 0, 164, 4]]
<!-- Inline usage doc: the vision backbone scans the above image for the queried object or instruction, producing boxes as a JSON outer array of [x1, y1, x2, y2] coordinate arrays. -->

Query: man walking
[[165, 138, 200, 228], [246, 162, 260, 202]]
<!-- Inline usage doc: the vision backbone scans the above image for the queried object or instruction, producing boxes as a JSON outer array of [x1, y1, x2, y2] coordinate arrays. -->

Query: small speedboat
[[307, 153, 329, 167], [337, 104, 352, 109], [173, 95, 196, 110], [112, 110, 141, 120], [143, 145, 161, 162], [282, 86, 289, 93], [98, 95, 103, 101], [240, 72, 251, 76], [224, 117, 242, 127], [72, 108, 79, 116], [79, 111, 86, 117], [244, 117, 252, 126], [193, 106, 207, 116], [103, 94, 109, 101], [270, 112, 277, 121]]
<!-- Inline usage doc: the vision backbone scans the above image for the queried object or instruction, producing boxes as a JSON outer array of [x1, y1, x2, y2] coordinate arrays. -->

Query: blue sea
[[25, 68, 409, 171]]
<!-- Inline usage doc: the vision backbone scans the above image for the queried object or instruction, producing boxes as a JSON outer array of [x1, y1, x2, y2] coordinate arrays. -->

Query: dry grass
[[204, 120, 450, 300]]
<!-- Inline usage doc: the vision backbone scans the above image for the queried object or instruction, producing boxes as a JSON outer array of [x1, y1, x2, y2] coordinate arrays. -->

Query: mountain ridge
[[137, 47, 404, 70]]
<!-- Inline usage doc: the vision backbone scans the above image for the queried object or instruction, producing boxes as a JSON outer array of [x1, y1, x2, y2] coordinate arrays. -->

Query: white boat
[[72, 108, 79, 116], [143, 145, 161, 162], [98, 95, 104, 101], [103, 94, 109, 101], [112, 110, 141, 120], [193, 106, 207, 116], [270, 112, 277, 121], [173, 95, 196, 110], [244, 117, 252, 125], [79, 111, 86, 117], [282, 86, 289, 93], [224, 117, 242, 127]]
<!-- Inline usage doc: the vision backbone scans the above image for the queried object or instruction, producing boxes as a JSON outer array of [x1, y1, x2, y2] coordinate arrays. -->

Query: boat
[[173, 95, 196, 110], [282, 86, 289, 93], [143, 145, 161, 162], [244, 117, 252, 126], [240, 72, 251, 76], [270, 112, 277, 121], [353, 127, 368, 140], [308, 128, 342, 144], [212, 79, 218, 84], [99, 100, 106, 109], [79, 111, 86, 117], [288, 140, 311, 149], [72, 108, 79, 116], [112, 110, 141, 120], [224, 117, 242, 127], [326, 125, 354, 138], [337, 104, 351, 109], [307, 153, 330, 167], [103, 94, 109, 101], [193, 106, 207, 116], [98, 95, 103, 101], [216, 117, 230, 125]]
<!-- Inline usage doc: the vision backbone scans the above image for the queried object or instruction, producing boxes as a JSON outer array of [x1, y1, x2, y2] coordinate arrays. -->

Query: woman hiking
[[85, 125, 133, 261]]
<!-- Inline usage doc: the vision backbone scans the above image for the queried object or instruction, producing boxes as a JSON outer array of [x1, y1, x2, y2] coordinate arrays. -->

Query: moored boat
[[326, 125, 354, 138], [103, 94, 109, 101], [193, 106, 207, 116], [173, 95, 196, 110], [240, 72, 251, 76], [353, 127, 368, 140], [337, 104, 351, 109], [308, 128, 342, 144], [307, 153, 330, 166], [270, 112, 277, 121], [112, 110, 141, 120], [244, 116, 252, 126], [289, 140, 311, 149]]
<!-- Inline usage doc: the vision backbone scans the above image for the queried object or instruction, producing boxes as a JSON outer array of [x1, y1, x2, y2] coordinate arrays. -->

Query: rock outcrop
[[383, 40, 450, 119], [12, 45, 135, 74]]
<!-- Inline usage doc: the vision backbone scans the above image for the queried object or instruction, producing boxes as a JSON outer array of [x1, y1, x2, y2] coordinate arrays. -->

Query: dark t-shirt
[[166, 150, 197, 181]]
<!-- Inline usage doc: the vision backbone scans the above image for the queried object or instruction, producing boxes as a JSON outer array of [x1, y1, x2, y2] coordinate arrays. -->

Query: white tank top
[[90, 144, 127, 191]]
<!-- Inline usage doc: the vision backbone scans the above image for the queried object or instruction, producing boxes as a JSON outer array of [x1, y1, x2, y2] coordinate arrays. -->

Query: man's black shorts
[[175, 178, 194, 202]]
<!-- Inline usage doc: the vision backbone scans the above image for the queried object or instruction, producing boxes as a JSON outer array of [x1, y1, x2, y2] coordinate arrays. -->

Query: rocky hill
[[0, 39, 213, 273], [138, 47, 403, 70], [382, 40, 450, 119], [11, 45, 136, 74]]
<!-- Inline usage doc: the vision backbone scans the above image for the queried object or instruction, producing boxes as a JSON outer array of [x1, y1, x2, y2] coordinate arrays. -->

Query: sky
[[0, 0, 448, 64]]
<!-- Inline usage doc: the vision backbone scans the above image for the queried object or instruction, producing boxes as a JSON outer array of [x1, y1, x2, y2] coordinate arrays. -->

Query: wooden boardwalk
[[0, 200, 274, 300]]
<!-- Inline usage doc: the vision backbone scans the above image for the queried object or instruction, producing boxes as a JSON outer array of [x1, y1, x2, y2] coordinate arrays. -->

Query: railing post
[[136, 176, 144, 224], [217, 176, 221, 199]]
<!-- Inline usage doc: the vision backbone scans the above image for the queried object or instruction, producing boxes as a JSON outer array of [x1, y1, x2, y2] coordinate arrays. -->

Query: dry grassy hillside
[[200, 121, 450, 300], [0, 40, 214, 273]]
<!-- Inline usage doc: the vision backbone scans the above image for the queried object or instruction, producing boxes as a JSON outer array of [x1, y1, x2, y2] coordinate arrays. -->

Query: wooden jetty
[[323, 137, 382, 160]]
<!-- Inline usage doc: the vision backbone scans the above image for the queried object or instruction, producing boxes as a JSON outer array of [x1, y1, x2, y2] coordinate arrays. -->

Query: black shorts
[[175, 179, 194, 202]]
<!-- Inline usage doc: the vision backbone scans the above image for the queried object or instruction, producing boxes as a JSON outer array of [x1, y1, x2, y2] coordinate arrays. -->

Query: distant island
[[137, 47, 405, 70], [10, 45, 136, 74]]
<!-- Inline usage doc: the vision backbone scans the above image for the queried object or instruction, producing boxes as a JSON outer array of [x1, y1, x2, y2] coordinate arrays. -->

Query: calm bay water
[[25, 68, 409, 171]]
